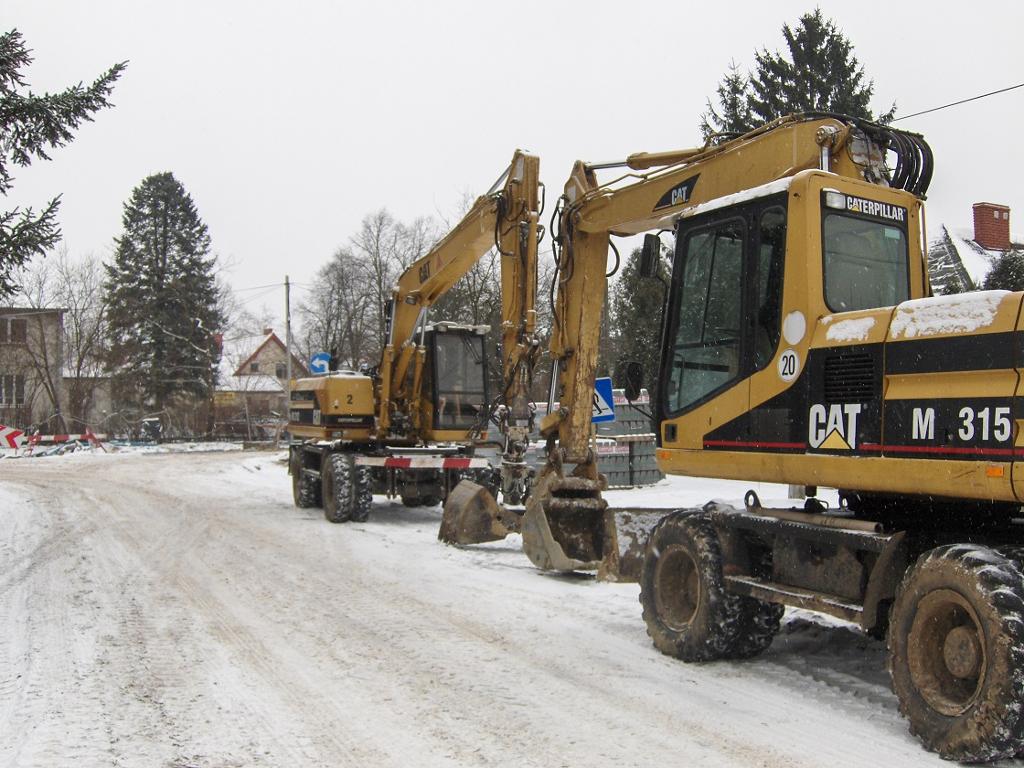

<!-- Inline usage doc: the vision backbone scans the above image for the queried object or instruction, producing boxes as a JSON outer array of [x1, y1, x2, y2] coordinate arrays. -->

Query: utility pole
[[285, 275, 292, 389]]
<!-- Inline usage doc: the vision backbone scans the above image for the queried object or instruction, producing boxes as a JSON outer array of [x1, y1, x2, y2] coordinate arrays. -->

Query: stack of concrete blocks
[[528, 389, 664, 489], [593, 389, 664, 488]]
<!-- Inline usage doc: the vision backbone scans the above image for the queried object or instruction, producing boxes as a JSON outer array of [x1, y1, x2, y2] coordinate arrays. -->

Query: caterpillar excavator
[[288, 149, 541, 523], [445, 113, 1024, 760]]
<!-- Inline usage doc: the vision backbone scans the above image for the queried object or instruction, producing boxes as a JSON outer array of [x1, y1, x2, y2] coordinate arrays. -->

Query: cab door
[[656, 197, 787, 451]]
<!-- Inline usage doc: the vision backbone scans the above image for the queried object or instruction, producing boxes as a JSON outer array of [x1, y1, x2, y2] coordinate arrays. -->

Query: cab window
[[666, 219, 744, 414], [824, 214, 908, 312]]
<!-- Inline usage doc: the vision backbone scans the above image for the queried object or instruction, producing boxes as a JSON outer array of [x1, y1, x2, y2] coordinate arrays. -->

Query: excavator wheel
[[290, 450, 321, 509], [350, 464, 372, 522], [888, 543, 1024, 761], [639, 511, 746, 662], [726, 600, 784, 660], [322, 453, 356, 524]]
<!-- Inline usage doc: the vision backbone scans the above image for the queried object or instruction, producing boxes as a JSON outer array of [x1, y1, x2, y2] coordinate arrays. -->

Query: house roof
[[217, 330, 307, 392], [928, 225, 1024, 293]]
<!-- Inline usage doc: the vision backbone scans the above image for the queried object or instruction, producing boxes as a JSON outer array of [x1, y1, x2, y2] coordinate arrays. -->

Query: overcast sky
[[6, 0, 1023, 325]]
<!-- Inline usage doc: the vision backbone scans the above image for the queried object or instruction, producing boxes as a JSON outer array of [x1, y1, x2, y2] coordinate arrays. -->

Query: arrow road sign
[[310, 352, 331, 375], [591, 377, 616, 423]]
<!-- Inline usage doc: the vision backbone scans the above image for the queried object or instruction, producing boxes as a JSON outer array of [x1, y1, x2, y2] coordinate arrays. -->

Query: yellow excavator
[[288, 149, 541, 524], [447, 113, 1024, 760]]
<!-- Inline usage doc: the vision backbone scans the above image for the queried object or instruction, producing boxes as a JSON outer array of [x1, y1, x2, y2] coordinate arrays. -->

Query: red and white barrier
[[22, 429, 108, 454], [355, 456, 490, 470]]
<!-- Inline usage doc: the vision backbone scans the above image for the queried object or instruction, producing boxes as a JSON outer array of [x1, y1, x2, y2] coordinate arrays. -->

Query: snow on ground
[[0, 450, 1016, 767]]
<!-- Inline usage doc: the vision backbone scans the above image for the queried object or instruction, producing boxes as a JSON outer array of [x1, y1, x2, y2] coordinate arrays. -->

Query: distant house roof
[[928, 226, 1024, 293], [217, 329, 307, 393]]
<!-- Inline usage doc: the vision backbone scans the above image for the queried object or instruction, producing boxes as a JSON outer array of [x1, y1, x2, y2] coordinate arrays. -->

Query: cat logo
[[808, 403, 861, 450]]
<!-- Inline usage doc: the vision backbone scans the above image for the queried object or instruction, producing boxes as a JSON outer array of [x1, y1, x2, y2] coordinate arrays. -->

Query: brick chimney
[[263, 327, 274, 336], [973, 202, 1011, 251]]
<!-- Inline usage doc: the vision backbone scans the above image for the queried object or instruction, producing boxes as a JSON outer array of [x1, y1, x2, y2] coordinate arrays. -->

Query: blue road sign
[[310, 352, 331, 375], [592, 376, 615, 423]]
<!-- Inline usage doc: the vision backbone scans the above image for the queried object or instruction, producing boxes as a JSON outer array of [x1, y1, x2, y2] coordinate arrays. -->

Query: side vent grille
[[824, 353, 874, 402]]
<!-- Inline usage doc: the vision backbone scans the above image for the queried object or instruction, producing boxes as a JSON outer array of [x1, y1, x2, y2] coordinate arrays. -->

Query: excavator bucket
[[438, 480, 521, 545], [520, 469, 618, 574]]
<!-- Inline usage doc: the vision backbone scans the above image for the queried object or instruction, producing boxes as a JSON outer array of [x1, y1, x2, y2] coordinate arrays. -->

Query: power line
[[893, 82, 1024, 122]]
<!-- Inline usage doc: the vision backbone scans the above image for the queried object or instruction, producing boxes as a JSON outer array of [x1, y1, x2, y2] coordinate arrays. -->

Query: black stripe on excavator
[[881, 397, 1017, 460], [700, 337, 1021, 460], [701, 343, 885, 453], [885, 332, 1016, 375], [653, 174, 700, 211], [288, 410, 374, 428]]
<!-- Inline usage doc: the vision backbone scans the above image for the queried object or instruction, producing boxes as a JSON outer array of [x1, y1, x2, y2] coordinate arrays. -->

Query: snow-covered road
[[0, 450, 1013, 767]]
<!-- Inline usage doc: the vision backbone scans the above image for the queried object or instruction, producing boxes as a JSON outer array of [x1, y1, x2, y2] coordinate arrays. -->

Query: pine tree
[[984, 249, 1024, 292], [104, 173, 224, 426], [610, 246, 670, 397], [747, 9, 891, 125], [698, 10, 893, 138], [699, 61, 755, 140], [0, 29, 126, 297]]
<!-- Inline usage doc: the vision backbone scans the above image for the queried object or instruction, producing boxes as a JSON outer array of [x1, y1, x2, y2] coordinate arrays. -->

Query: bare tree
[[348, 209, 440, 358], [13, 249, 109, 431], [299, 247, 377, 370]]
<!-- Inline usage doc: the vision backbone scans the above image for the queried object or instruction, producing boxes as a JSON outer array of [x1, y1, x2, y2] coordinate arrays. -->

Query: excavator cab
[[422, 323, 490, 441]]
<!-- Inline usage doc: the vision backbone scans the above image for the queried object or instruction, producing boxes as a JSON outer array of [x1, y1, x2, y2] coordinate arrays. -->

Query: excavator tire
[[888, 543, 1024, 761], [726, 600, 784, 660], [639, 511, 745, 662], [350, 464, 372, 522], [290, 451, 321, 508], [322, 453, 355, 524]]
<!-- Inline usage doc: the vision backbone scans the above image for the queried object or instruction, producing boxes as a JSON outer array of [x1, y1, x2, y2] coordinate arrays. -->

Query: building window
[[995, 210, 1001, 220], [250, 362, 259, 373], [0, 374, 25, 406], [0, 318, 27, 344], [276, 362, 286, 378]]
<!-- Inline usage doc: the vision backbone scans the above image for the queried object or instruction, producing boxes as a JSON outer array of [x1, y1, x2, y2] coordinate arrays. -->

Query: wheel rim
[[654, 543, 701, 631], [908, 588, 987, 716]]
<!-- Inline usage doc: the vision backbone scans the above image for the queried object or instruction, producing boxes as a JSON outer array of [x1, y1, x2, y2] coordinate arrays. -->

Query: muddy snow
[[1, 450, 1016, 767]]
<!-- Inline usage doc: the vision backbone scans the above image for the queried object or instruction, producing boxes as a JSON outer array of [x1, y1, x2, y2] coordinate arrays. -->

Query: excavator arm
[[377, 149, 541, 445], [521, 113, 932, 576]]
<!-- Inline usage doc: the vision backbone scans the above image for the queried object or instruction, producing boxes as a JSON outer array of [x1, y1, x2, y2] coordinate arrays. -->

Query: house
[[214, 328, 308, 438], [928, 202, 1022, 293], [0, 307, 64, 430]]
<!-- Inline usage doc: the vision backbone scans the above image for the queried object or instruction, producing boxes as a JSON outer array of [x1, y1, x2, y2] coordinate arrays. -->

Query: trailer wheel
[[639, 512, 744, 662], [727, 600, 784, 660], [322, 453, 355, 524], [290, 450, 321, 509], [888, 544, 1024, 761]]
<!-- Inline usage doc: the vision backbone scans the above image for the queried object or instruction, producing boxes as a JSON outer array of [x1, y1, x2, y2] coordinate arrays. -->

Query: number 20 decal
[[778, 349, 800, 383]]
